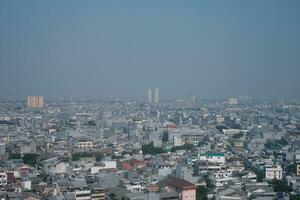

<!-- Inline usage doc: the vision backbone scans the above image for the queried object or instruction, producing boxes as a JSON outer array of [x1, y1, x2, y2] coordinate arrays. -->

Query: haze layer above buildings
[[1, 1, 300, 99]]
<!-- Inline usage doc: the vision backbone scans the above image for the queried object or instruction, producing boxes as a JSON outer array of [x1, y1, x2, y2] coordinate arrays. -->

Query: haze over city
[[1, 1, 300, 99]]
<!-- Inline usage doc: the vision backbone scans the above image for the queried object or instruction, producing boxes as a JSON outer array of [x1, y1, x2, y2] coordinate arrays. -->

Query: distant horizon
[[0, 94, 299, 103]]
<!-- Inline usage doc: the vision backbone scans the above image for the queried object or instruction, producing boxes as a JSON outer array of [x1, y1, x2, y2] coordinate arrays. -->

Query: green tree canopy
[[23, 153, 38, 166], [142, 142, 166, 155]]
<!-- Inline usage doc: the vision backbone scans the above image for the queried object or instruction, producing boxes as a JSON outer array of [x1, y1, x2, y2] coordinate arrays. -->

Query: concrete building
[[234, 141, 244, 148], [159, 177, 196, 200], [265, 165, 282, 180], [148, 89, 152, 103], [77, 140, 93, 149], [69, 178, 91, 200], [228, 98, 238, 105], [27, 96, 44, 108], [296, 163, 300, 176], [173, 165, 197, 184], [200, 153, 226, 164], [216, 187, 247, 200], [0, 143, 5, 155], [90, 161, 117, 174], [147, 88, 159, 104], [173, 136, 184, 147], [154, 88, 159, 103], [90, 185, 105, 200], [211, 171, 232, 187], [0, 172, 7, 186], [295, 155, 300, 176]]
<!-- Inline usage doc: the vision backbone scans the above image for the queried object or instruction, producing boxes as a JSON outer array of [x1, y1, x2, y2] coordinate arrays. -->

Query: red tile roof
[[121, 162, 133, 171], [159, 177, 196, 190]]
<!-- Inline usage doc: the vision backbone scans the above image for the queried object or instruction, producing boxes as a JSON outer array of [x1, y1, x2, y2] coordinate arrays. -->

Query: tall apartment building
[[148, 89, 152, 103], [27, 96, 44, 108], [154, 88, 159, 103], [147, 88, 159, 104], [228, 97, 238, 105]]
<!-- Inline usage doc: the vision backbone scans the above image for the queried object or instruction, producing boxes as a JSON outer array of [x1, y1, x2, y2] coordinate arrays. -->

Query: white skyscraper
[[148, 89, 152, 103], [154, 88, 159, 103]]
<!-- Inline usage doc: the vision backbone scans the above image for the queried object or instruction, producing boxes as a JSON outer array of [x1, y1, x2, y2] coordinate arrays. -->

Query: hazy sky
[[0, 1, 300, 100]]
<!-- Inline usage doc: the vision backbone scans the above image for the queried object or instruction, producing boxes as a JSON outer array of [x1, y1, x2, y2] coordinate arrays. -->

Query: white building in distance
[[265, 165, 282, 180]]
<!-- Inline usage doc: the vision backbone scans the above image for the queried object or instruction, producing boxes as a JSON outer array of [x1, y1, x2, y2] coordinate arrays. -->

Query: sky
[[0, 1, 300, 100]]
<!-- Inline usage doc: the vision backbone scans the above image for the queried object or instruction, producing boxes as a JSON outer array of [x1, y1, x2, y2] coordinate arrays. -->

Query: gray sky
[[0, 1, 300, 100]]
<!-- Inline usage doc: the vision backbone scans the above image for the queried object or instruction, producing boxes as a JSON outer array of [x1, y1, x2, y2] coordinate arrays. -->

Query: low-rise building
[[0, 172, 7, 186], [90, 185, 106, 200], [77, 140, 93, 149], [265, 165, 282, 180], [295, 154, 300, 176], [200, 153, 225, 164], [90, 161, 117, 174], [158, 177, 196, 200]]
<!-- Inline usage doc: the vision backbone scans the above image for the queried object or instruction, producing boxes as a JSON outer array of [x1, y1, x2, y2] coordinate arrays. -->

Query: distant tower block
[[154, 88, 159, 103], [27, 96, 44, 108], [191, 96, 196, 103], [228, 97, 238, 105], [147, 89, 152, 103]]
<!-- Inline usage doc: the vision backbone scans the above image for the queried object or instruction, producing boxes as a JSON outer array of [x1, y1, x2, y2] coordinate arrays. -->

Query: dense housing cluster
[[0, 96, 300, 200]]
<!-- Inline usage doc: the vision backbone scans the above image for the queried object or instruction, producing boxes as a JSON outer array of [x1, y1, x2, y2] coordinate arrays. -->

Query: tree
[[95, 154, 102, 162], [244, 159, 264, 182], [23, 153, 38, 166], [71, 152, 102, 161], [215, 125, 227, 132], [232, 132, 243, 139], [265, 139, 280, 150], [230, 123, 242, 129], [290, 194, 300, 200], [203, 175, 214, 189], [9, 153, 21, 160], [255, 170, 264, 182], [265, 137, 288, 150], [142, 142, 165, 155], [72, 152, 93, 161], [276, 137, 288, 146], [171, 144, 194, 152], [86, 120, 96, 126], [272, 179, 293, 193], [287, 163, 297, 175], [109, 193, 117, 200], [196, 186, 208, 200]]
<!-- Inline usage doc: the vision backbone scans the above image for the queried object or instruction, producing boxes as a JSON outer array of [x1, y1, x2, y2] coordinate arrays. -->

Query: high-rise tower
[[27, 96, 44, 108], [147, 89, 152, 103], [154, 88, 159, 103]]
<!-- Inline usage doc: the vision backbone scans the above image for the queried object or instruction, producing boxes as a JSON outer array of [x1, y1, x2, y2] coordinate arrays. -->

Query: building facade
[[27, 96, 44, 108], [0, 172, 7, 186], [265, 165, 282, 180]]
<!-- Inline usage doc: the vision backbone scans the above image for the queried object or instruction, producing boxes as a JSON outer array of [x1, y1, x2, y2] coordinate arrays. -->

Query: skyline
[[1, 1, 300, 99]]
